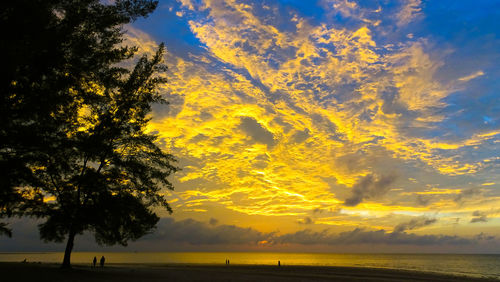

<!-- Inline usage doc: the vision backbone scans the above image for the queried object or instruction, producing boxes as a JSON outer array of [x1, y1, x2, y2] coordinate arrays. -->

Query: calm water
[[1, 252, 499, 279]]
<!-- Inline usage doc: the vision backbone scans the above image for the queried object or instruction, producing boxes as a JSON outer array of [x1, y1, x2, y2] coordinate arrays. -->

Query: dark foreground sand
[[1, 262, 498, 282]]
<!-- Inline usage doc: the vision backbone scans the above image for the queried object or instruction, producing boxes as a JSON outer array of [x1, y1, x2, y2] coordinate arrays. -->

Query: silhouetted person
[[92, 256, 97, 268], [100, 256, 105, 268], [278, 260, 280, 267]]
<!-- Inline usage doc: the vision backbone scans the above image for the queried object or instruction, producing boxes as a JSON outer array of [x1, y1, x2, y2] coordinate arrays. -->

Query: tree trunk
[[61, 230, 76, 269]]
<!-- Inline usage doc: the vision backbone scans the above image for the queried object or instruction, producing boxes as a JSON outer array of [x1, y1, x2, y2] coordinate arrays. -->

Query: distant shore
[[1, 262, 498, 281]]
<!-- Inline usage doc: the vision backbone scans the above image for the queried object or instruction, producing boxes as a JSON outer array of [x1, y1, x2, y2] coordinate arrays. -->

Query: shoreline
[[1, 262, 498, 281]]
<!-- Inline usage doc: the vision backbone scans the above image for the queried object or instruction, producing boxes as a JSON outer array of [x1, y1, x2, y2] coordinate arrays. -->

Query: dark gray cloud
[[297, 217, 313, 225], [148, 218, 271, 245], [310, 113, 344, 141], [393, 217, 437, 233], [1, 217, 497, 252], [335, 153, 368, 174], [311, 114, 335, 134], [344, 174, 398, 206], [0, 218, 69, 252], [416, 195, 431, 206], [473, 232, 495, 241], [470, 211, 488, 223], [251, 153, 270, 169], [189, 133, 209, 143], [151, 92, 184, 118], [290, 128, 310, 143], [454, 188, 481, 203], [312, 207, 323, 214], [272, 117, 293, 133], [209, 218, 218, 225], [239, 116, 276, 147], [0, 217, 271, 252], [273, 228, 472, 246]]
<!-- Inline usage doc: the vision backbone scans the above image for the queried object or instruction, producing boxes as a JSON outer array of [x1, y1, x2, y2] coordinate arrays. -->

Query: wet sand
[[1, 262, 498, 281]]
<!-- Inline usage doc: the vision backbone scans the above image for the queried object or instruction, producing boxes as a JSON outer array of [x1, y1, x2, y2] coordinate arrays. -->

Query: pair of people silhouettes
[[92, 256, 105, 268]]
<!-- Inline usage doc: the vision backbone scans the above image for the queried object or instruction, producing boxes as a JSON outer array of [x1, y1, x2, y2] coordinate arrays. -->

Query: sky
[[2, 0, 500, 253]]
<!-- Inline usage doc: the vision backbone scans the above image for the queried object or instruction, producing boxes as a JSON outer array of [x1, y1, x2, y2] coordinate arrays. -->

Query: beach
[[1, 262, 497, 282]]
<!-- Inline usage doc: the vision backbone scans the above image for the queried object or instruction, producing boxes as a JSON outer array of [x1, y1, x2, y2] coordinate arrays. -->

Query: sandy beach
[[1, 262, 497, 282]]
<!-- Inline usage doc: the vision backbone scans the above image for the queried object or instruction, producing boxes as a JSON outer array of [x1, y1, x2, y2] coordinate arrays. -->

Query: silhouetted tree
[[1, 0, 177, 268], [1, 0, 159, 235]]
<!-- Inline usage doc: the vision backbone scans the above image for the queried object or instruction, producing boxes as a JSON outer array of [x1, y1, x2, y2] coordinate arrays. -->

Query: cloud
[[470, 211, 488, 223], [458, 70, 484, 82], [344, 174, 398, 206], [415, 195, 430, 206], [122, 26, 161, 56], [454, 188, 481, 203], [1, 218, 270, 251], [389, 41, 448, 112], [145, 218, 271, 245], [312, 207, 324, 214], [474, 233, 495, 241], [329, 0, 358, 18], [290, 128, 310, 143], [297, 217, 314, 225], [239, 116, 276, 147], [209, 218, 219, 225], [397, 0, 422, 26], [393, 217, 437, 233], [273, 228, 472, 246], [120, 0, 500, 226], [1, 217, 498, 251], [0, 219, 62, 252]]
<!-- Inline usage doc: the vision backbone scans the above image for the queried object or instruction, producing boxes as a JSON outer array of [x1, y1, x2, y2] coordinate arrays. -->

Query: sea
[[0, 252, 499, 280]]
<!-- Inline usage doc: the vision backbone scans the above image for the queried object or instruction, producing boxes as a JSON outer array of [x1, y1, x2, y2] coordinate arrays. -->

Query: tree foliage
[[1, 0, 177, 267]]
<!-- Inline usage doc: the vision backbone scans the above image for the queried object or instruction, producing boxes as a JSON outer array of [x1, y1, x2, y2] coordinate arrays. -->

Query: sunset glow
[[3, 0, 499, 254], [123, 0, 500, 252]]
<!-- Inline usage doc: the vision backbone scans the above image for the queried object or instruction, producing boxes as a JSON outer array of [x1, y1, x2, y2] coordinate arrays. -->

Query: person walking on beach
[[100, 256, 105, 268], [92, 256, 97, 268]]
